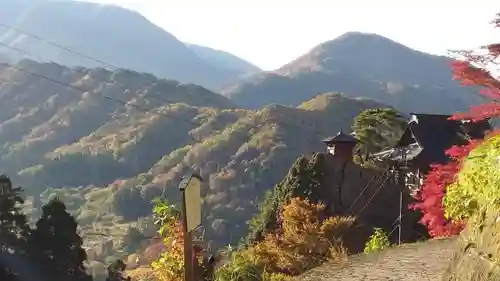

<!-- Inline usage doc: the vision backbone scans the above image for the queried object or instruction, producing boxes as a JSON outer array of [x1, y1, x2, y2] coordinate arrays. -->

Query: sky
[[87, 0, 500, 70]]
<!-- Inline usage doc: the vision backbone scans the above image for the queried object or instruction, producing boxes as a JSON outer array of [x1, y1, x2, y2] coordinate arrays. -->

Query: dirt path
[[300, 238, 457, 281]]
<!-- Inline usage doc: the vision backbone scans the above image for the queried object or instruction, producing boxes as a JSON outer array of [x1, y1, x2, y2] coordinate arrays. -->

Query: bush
[[443, 133, 500, 222], [216, 197, 352, 281], [215, 251, 263, 281], [441, 133, 500, 281], [364, 228, 391, 254], [150, 201, 185, 281], [251, 198, 351, 275]]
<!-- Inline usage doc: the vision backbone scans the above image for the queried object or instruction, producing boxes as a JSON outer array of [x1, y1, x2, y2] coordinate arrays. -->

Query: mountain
[[0, 60, 391, 266], [221, 32, 482, 114], [0, 59, 234, 181], [186, 43, 261, 75], [0, 0, 251, 90]]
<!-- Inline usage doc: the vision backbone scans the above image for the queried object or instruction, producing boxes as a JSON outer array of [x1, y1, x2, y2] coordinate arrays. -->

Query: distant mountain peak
[[186, 43, 261, 76], [320, 31, 413, 52], [335, 31, 384, 39], [0, 0, 256, 91], [222, 32, 481, 113]]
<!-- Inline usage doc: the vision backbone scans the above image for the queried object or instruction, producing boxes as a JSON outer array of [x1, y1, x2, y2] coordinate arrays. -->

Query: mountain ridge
[[0, 0, 258, 90], [222, 32, 481, 113], [186, 43, 261, 75]]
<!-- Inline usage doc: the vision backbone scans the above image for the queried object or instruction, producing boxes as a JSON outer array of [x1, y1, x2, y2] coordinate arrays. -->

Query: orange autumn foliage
[[249, 197, 354, 275]]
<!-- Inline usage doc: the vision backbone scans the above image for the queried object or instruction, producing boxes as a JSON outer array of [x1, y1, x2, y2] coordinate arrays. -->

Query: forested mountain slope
[[0, 60, 391, 256]]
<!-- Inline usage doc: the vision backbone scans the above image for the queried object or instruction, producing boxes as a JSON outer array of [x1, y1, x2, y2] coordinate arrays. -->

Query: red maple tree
[[450, 14, 500, 121], [411, 13, 500, 237], [409, 141, 479, 237]]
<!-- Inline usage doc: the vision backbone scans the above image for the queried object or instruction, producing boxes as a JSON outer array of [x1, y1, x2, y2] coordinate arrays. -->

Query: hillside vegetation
[[0, 60, 393, 275], [442, 134, 500, 281]]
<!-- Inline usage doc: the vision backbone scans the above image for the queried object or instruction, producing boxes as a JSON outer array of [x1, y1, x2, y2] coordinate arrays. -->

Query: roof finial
[[340, 126, 344, 134]]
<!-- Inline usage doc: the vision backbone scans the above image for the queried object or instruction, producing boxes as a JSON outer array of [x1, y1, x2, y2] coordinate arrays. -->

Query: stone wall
[[319, 155, 425, 244]]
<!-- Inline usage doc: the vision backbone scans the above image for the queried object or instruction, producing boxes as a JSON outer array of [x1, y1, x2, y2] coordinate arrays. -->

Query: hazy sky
[[87, 0, 499, 70]]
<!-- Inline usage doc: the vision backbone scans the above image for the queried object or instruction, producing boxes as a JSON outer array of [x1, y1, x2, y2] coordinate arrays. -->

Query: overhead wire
[[0, 42, 205, 127], [0, 22, 122, 71], [346, 166, 389, 212], [0, 24, 338, 145], [0, 54, 332, 150], [356, 166, 395, 216]]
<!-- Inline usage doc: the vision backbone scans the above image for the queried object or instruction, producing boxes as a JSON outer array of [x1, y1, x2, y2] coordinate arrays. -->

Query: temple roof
[[373, 113, 491, 165], [322, 130, 358, 144]]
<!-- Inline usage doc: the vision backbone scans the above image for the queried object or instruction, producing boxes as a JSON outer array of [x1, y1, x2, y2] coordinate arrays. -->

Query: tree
[[411, 13, 499, 237], [449, 14, 500, 122], [30, 197, 93, 281], [123, 226, 145, 253], [351, 108, 406, 166], [106, 260, 130, 281], [112, 185, 151, 221], [0, 175, 32, 281], [216, 198, 353, 280], [409, 142, 478, 237], [251, 197, 352, 275]]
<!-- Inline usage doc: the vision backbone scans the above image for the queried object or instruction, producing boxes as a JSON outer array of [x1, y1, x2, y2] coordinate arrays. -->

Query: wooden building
[[316, 113, 490, 246], [321, 130, 358, 162], [372, 113, 491, 195]]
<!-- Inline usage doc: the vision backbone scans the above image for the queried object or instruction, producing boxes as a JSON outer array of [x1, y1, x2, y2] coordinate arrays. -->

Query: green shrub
[[443, 134, 500, 222], [214, 251, 263, 281], [364, 228, 390, 254]]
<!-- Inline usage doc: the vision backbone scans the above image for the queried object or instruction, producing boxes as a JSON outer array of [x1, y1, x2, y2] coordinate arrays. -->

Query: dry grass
[[298, 237, 457, 281], [442, 209, 500, 281]]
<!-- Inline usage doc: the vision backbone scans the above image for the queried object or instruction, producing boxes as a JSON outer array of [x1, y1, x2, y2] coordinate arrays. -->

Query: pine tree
[[351, 108, 406, 167], [0, 175, 32, 281], [30, 197, 93, 281]]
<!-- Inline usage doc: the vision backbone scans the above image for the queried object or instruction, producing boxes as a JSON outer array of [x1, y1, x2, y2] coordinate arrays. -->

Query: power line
[[0, 22, 121, 71], [0, 24, 403, 241], [0, 42, 205, 128], [0, 38, 340, 178], [0, 48, 335, 147], [355, 166, 395, 216], [346, 167, 388, 212], [0, 21, 347, 143]]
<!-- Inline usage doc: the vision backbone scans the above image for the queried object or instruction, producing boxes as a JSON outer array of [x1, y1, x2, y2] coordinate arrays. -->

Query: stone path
[[300, 238, 457, 281]]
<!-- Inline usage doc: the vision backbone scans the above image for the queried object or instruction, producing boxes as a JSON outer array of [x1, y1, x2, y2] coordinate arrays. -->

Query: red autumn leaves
[[411, 13, 499, 237]]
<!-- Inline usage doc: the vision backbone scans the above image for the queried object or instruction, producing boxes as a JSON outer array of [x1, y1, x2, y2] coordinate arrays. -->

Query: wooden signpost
[[178, 174, 202, 281]]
